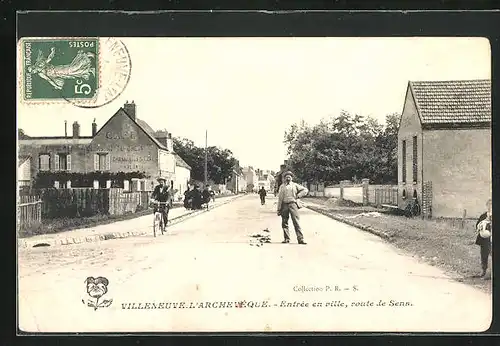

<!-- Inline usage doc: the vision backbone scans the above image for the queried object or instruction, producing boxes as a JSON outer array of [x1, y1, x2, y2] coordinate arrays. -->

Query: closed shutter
[[67, 154, 72, 171], [94, 154, 99, 171], [106, 154, 111, 171], [54, 154, 60, 171]]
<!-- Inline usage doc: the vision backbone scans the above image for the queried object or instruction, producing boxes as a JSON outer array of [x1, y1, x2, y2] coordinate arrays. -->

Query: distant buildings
[[18, 101, 191, 199]]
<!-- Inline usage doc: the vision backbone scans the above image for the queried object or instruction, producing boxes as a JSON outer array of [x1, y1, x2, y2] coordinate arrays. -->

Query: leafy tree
[[284, 111, 399, 185], [18, 129, 29, 139], [173, 137, 237, 185]]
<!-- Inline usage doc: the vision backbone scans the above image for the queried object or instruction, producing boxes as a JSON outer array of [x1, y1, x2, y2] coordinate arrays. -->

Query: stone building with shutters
[[17, 101, 191, 193], [398, 79, 491, 218]]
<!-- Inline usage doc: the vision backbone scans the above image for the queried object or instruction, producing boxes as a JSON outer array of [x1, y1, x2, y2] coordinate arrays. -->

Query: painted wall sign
[[105, 131, 137, 140]]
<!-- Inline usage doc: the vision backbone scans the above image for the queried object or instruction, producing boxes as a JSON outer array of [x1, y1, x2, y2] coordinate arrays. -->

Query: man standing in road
[[277, 171, 309, 245], [259, 186, 267, 205], [151, 177, 172, 227]]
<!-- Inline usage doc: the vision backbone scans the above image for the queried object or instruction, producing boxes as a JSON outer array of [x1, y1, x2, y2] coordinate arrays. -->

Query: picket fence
[[17, 195, 42, 231]]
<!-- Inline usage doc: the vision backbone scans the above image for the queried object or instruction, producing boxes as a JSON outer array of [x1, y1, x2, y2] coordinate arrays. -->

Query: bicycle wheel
[[160, 215, 165, 235]]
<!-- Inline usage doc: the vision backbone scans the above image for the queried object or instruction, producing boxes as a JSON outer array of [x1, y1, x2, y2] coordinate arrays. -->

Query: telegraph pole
[[204, 129, 208, 187]]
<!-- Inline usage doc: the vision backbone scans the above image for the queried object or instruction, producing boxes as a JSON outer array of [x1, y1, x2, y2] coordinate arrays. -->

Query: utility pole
[[204, 129, 208, 187]]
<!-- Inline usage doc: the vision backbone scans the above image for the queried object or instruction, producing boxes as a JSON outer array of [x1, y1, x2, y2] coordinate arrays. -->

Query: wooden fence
[[20, 188, 151, 219], [368, 185, 399, 206], [17, 195, 42, 231], [307, 180, 399, 207]]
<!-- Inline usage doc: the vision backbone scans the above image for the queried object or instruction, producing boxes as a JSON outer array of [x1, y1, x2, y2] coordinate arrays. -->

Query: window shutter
[[67, 154, 72, 171], [105, 154, 111, 171], [54, 154, 60, 171], [94, 154, 99, 171]]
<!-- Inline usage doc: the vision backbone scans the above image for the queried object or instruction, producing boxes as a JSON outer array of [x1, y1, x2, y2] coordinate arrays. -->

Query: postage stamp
[[19, 37, 131, 108], [21, 38, 99, 101]]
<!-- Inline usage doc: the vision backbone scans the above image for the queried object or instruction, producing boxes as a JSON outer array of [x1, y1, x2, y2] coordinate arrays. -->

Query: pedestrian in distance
[[191, 185, 203, 210], [276, 171, 309, 245], [183, 186, 192, 210], [150, 177, 172, 227], [475, 198, 493, 279], [202, 185, 211, 209], [259, 186, 267, 205]]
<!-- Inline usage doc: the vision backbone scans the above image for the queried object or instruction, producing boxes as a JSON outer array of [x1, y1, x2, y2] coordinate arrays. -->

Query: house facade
[[18, 101, 191, 193], [398, 79, 491, 218], [242, 166, 258, 192]]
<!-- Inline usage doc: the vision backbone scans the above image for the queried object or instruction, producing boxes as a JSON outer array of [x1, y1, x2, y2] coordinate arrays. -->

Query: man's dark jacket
[[475, 212, 491, 246], [151, 185, 172, 205]]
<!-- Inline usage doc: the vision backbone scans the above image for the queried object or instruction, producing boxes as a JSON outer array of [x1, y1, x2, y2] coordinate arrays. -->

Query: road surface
[[18, 194, 492, 333]]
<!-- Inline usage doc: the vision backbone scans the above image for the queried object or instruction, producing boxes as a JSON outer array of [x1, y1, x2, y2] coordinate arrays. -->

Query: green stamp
[[22, 38, 99, 101]]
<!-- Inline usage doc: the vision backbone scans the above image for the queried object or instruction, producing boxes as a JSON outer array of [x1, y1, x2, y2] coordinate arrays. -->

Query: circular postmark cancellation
[[18, 37, 131, 108]]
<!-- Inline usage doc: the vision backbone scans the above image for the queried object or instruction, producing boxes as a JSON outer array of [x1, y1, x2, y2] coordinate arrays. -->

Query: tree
[[18, 129, 29, 139], [284, 111, 399, 185], [173, 137, 237, 185]]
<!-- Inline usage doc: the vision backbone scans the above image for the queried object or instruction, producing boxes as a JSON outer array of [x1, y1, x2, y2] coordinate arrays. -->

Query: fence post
[[339, 180, 348, 200], [362, 178, 369, 206]]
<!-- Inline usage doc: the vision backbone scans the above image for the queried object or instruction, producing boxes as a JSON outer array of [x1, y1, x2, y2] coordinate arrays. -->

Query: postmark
[[19, 37, 131, 108]]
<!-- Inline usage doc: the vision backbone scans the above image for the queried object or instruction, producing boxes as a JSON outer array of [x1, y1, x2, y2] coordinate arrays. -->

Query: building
[[256, 170, 274, 192], [18, 155, 31, 188], [242, 166, 258, 192], [18, 101, 191, 194], [226, 165, 246, 193], [397, 79, 491, 218]]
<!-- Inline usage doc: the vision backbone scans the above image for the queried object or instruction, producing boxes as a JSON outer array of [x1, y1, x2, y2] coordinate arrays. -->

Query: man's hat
[[283, 171, 294, 178], [157, 177, 166, 182]]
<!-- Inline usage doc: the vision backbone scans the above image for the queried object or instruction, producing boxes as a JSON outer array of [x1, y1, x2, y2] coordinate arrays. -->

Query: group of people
[[149, 177, 217, 228], [183, 184, 215, 210]]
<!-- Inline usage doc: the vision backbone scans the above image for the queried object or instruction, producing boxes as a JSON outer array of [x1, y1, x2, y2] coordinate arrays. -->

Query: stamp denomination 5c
[[21, 38, 99, 101], [19, 37, 131, 108]]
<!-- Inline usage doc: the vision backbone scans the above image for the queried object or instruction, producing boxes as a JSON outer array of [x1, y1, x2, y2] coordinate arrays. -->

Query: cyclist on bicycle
[[151, 177, 172, 227]]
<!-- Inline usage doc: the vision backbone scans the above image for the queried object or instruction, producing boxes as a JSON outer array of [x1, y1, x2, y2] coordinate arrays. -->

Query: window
[[412, 136, 418, 182], [55, 154, 71, 171], [39, 154, 51, 171], [94, 153, 110, 171], [402, 140, 407, 183]]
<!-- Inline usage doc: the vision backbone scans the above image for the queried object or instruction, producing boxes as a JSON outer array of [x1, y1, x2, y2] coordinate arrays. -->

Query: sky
[[17, 37, 490, 171]]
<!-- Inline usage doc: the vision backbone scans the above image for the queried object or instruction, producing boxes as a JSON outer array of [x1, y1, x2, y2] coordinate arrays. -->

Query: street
[[18, 194, 491, 333]]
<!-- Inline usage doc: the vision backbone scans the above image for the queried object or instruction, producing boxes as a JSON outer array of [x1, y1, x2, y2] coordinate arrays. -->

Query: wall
[[324, 187, 341, 198], [397, 85, 423, 209], [174, 166, 191, 201], [18, 158, 31, 184], [18, 140, 92, 180], [89, 109, 161, 187], [423, 128, 491, 218], [343, 186, 363, 204]]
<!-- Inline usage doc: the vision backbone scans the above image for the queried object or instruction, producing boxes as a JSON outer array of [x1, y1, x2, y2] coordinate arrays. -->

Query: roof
[[18, 155, 30, 167], [173, 152, 191, 170], [18, 137, 93, 145], [409, 79, 491, 129], [129, 116, 168, 150]]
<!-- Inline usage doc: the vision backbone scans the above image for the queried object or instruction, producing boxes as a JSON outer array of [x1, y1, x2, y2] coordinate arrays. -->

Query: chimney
[[124, 100, 136, 121], [72, 121, 80, 138], [64, 120, 67, 137], [167, 132, 173, 151], [92, 118, 97, 136]]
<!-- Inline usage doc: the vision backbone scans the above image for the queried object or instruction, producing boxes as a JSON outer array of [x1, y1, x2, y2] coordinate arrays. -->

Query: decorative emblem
[[82, 276, 113, 310]]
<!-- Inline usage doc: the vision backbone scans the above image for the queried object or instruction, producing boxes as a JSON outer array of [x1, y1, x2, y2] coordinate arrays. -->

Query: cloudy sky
[[17, 37, 490, 171]]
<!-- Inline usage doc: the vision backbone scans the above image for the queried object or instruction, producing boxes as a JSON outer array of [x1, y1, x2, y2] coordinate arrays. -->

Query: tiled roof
[[18, 155, 31, 167], [409, 79, 491, 126], [18, 137, 93, 145], [134, 118, 168, 150], [173, 152, 191, 170]]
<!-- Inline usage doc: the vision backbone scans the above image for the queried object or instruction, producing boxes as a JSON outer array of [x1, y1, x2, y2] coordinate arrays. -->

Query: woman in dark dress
[[475, 199, 492, 278]]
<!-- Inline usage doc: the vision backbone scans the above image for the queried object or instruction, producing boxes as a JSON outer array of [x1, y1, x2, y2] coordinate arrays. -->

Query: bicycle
[[151, 200, 170, 237]]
